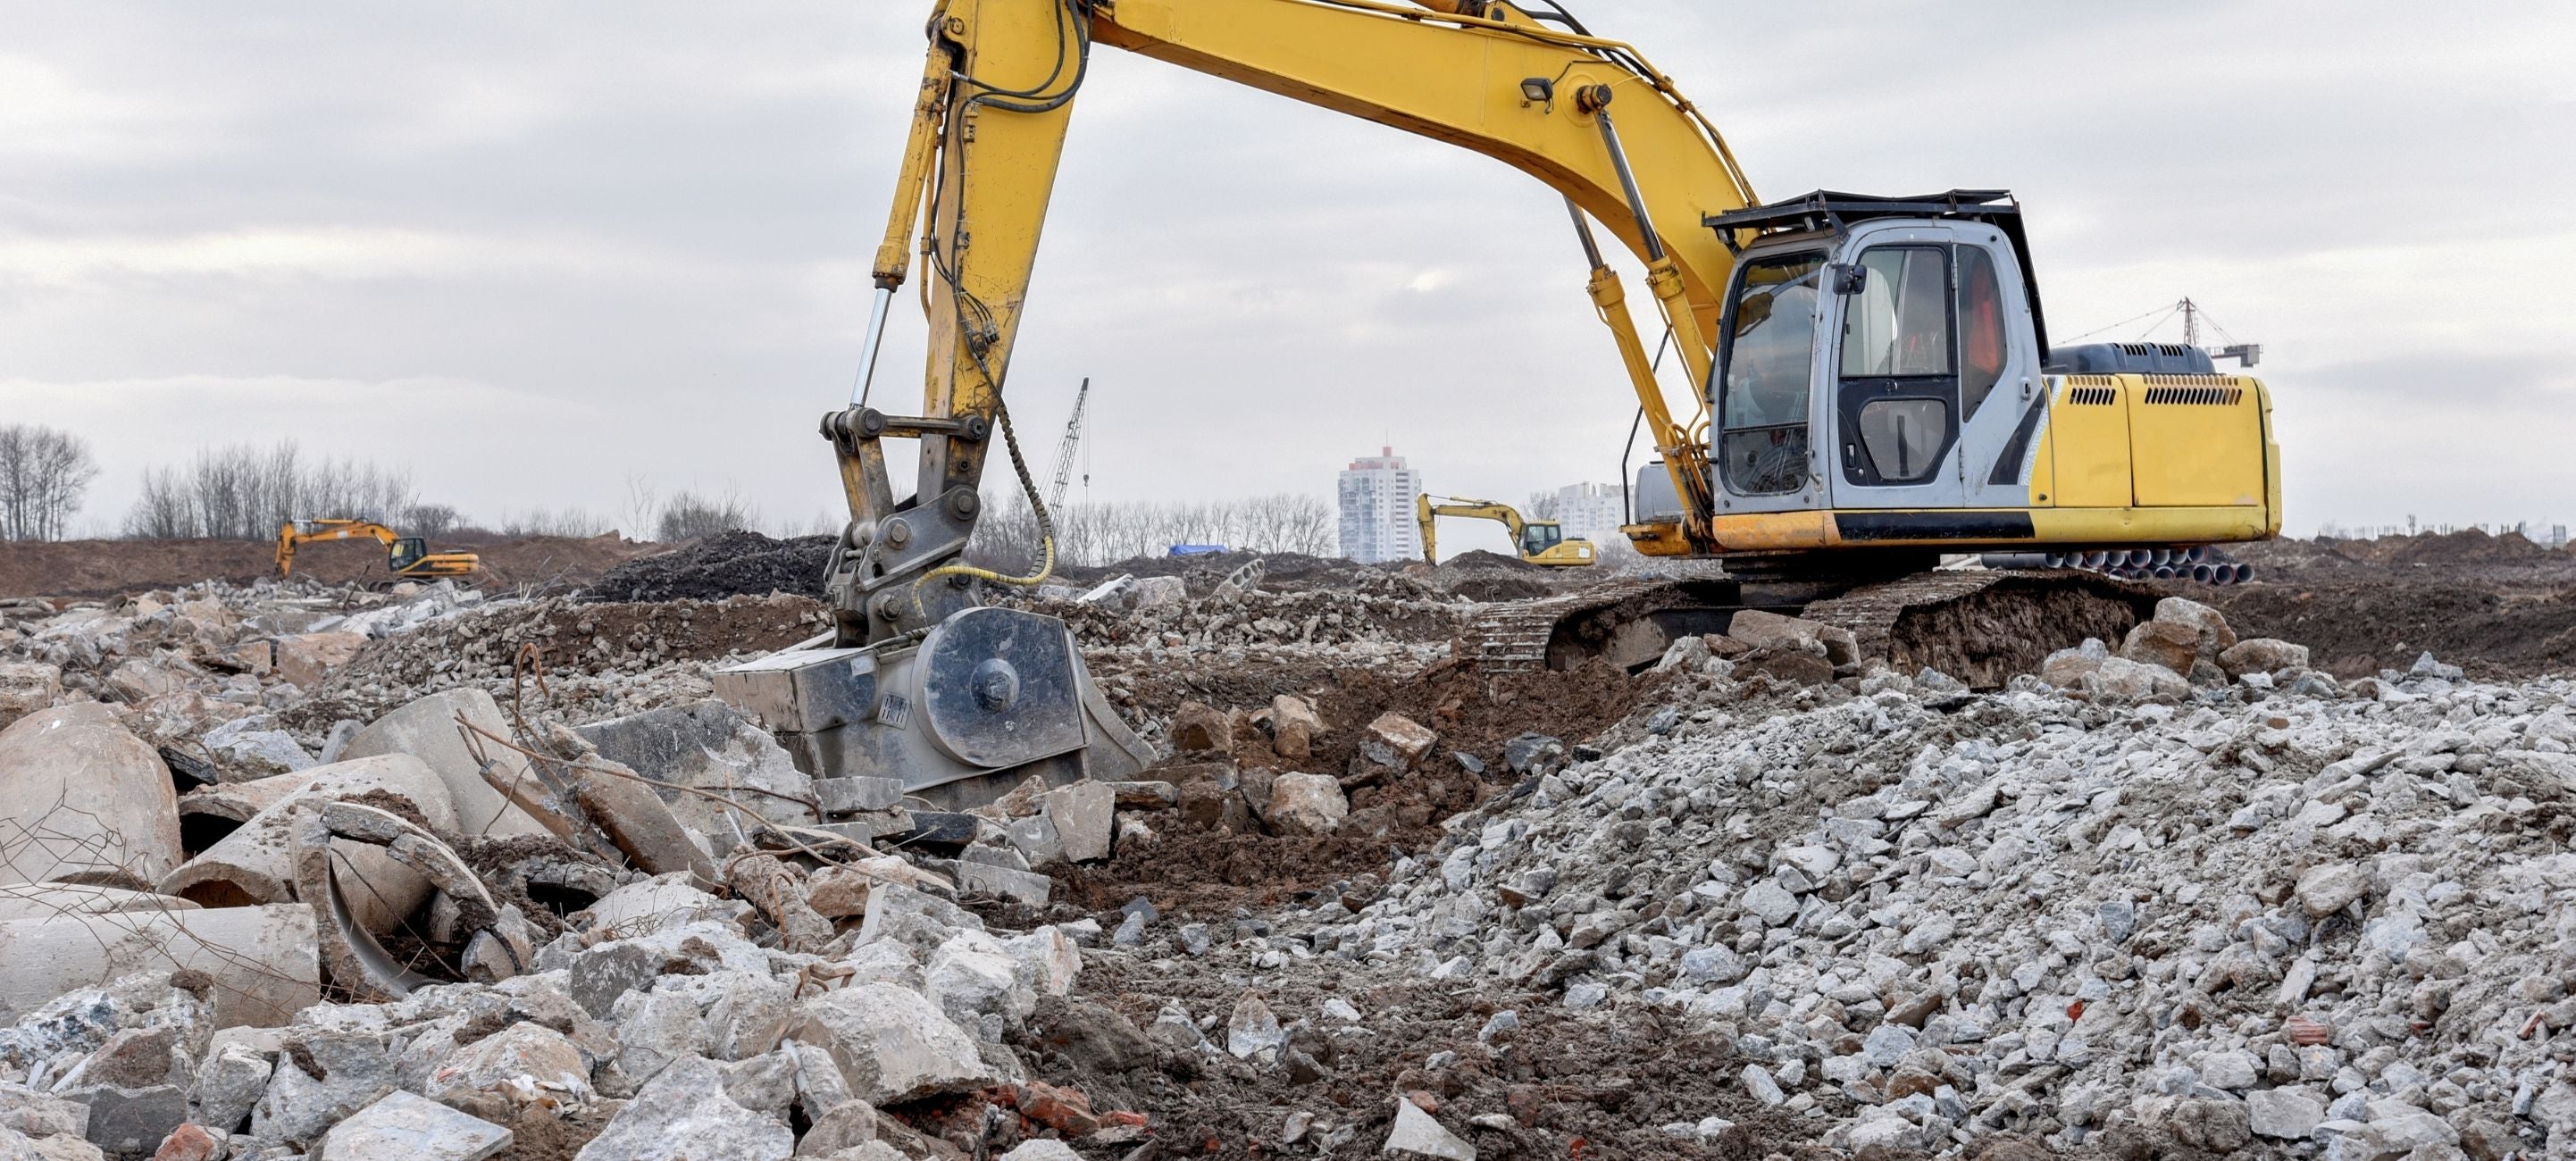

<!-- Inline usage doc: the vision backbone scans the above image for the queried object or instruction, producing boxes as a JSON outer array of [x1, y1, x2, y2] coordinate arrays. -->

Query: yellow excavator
[[1417, 494, 1593, 567], [274, 520, 479, 580], [715, 0, 2282, 805]]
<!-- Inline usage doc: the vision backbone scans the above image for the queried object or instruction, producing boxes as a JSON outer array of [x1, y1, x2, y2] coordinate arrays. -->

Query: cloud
[[0, 1, 2566, 541]]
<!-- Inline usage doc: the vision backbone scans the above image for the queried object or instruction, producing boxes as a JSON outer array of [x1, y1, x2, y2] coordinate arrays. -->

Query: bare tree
[[122, 440, 430, 540], [403, 504, 463, 539], [0, 424, 101, 541], [657, 489, 760, 542], [1522, 490, 1561, 522]]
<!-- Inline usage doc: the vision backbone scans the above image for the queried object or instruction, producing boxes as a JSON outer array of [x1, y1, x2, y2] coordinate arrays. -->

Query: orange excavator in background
[[274, 520, 479, 580]]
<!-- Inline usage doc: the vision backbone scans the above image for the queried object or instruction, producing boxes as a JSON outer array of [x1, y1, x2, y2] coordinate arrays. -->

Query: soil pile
[[580, 530, 833, 602], [0, 533, 655, 598]]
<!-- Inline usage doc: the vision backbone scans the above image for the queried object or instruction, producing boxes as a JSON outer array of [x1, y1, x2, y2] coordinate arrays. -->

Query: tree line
[[0, 425, 1342, 563], [970, 491, 1336, 570]]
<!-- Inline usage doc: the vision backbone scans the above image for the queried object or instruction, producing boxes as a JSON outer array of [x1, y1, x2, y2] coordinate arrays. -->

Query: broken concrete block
[[1267, 694, 1323, 761], [159, 755, 457, 935], [1364, 713, 1437, 767], [1105, 781, 1177, 810], [786, 983, 998, 1106], [1002, 928, 1082, 998], [2119, 619, 2201, 675], [953, 861, 1050, 908], [191, 1040, 275, 1135], [1039, 781, 1114, 864], [723, 855, 832, 954], [2153, 596, 2238, 658], [1267, 772, 1348, 835], [924, 930, 1033, 1027], [65, 1082, 187, 1157], [0, 662, 61, 733], [271, 631, 367, 690], [1383, 1098, 1476, 1159], [1225, 992, 1284, 1059], [607, 990, 707, 1088], [579, 874, 747, 940], [574, 1055, 790, 1161], [1170, 701, 1232, 752], [573, 699, 818, 842], [2081, 656, 2191, 703], [0, 1083, 92, 1140], [423, 1023, 591, 1121], [249, 1027, 401, 1147], [2221, 638, 2311, 676], [56, 1026, 185, 1091], [812, 776, 905, 817], [339, 688, 546, 839], [201, 718, 313, 780], [0, 906, 316, 1030], [999, 1142, 1083, 1161], [794, 1098, 883, 1157], [1004, 814, 1063, 868], [567, 754, 719, 884], [0, 704, 182, 890], [150, 1121, 222, 1161], [0, 882, 197, 923], [1726, 609, 1859, 666], [315, 1089, 510, 1161], [1501, 732, 1566, 775]]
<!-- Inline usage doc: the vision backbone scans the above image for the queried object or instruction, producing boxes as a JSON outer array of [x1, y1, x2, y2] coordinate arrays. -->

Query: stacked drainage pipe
[[1979, 547, 2254, 586]]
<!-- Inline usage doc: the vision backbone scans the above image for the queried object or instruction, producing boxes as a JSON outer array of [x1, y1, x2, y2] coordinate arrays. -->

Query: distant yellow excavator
[[1417, 494, 1594, 567], [274, 520, 479, 580]]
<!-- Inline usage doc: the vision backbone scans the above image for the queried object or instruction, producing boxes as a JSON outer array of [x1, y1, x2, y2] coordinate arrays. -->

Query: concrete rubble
[[4, 557, 2576, 1157]]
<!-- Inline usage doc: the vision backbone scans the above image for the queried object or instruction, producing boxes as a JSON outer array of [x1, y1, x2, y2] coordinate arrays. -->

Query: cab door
[[1951, 227, 2047, 508], [1827, 225, 1965, 511]]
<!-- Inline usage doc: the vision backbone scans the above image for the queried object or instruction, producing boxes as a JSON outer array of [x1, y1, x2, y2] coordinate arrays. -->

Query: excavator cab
[[388, 538, 430, 574], [1697, 190, 2277, 557], [1520, 522, 1564, 557]]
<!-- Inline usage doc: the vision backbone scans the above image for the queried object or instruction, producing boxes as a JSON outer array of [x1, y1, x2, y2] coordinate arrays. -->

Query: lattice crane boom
[[1046, 377, 1089, 511]]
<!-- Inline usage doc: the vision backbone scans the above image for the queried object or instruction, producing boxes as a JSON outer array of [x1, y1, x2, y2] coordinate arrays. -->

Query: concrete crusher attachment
[[713, 606, 1154, 812]]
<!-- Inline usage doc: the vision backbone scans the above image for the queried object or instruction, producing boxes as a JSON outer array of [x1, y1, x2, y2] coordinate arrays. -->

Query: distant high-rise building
[[1551, 482, 1628, 545], [1337, 447, 1422, 564]]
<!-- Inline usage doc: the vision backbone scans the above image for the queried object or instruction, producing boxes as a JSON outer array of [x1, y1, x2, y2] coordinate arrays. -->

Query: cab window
[[1840, 246, 1951, 378], [1957, 244, 2008, 418], [1521, 524, 1561, 555], [1717, 251, 1826, 496]]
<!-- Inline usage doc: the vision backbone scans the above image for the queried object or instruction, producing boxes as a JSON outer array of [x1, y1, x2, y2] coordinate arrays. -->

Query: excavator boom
[[717, 0, 2282, 804]]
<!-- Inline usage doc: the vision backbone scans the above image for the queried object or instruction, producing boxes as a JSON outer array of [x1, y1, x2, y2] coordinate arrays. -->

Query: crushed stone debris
[[0, 533, 2572, 1159]]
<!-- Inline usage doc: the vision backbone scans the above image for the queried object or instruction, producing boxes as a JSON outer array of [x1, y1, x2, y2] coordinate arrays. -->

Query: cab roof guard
[[1703, 189, 2048, 353]]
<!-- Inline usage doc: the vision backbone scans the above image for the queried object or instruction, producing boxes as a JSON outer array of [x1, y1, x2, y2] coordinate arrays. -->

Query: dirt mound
[[0, 534, 654, 599], [1045, 957, 1789, 1160], [2204, 580, 2576, 679], [1072, 658, 1668, 914], [580, 530, 834, 603], [2385, 528, 2558, 566]]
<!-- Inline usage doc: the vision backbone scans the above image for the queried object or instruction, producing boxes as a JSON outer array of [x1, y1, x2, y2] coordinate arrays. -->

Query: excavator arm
[[1416, 494, 1528, 565], [823, 0, 1755, 646]]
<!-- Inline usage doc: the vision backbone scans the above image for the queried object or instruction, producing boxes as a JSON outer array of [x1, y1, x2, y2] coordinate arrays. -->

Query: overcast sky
[[5, 2, 2572, 552]]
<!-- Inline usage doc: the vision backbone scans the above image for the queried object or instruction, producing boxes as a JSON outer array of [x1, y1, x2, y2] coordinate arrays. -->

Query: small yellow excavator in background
[[1417, 494, 1594, 567], [274, 520, 479, 580]]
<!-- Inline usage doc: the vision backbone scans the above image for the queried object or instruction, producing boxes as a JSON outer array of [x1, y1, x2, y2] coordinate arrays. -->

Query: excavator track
[[1466, 569, 2164, 686], [1800, 569, 2163, 688], [1465, 578, 1742, 674]]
